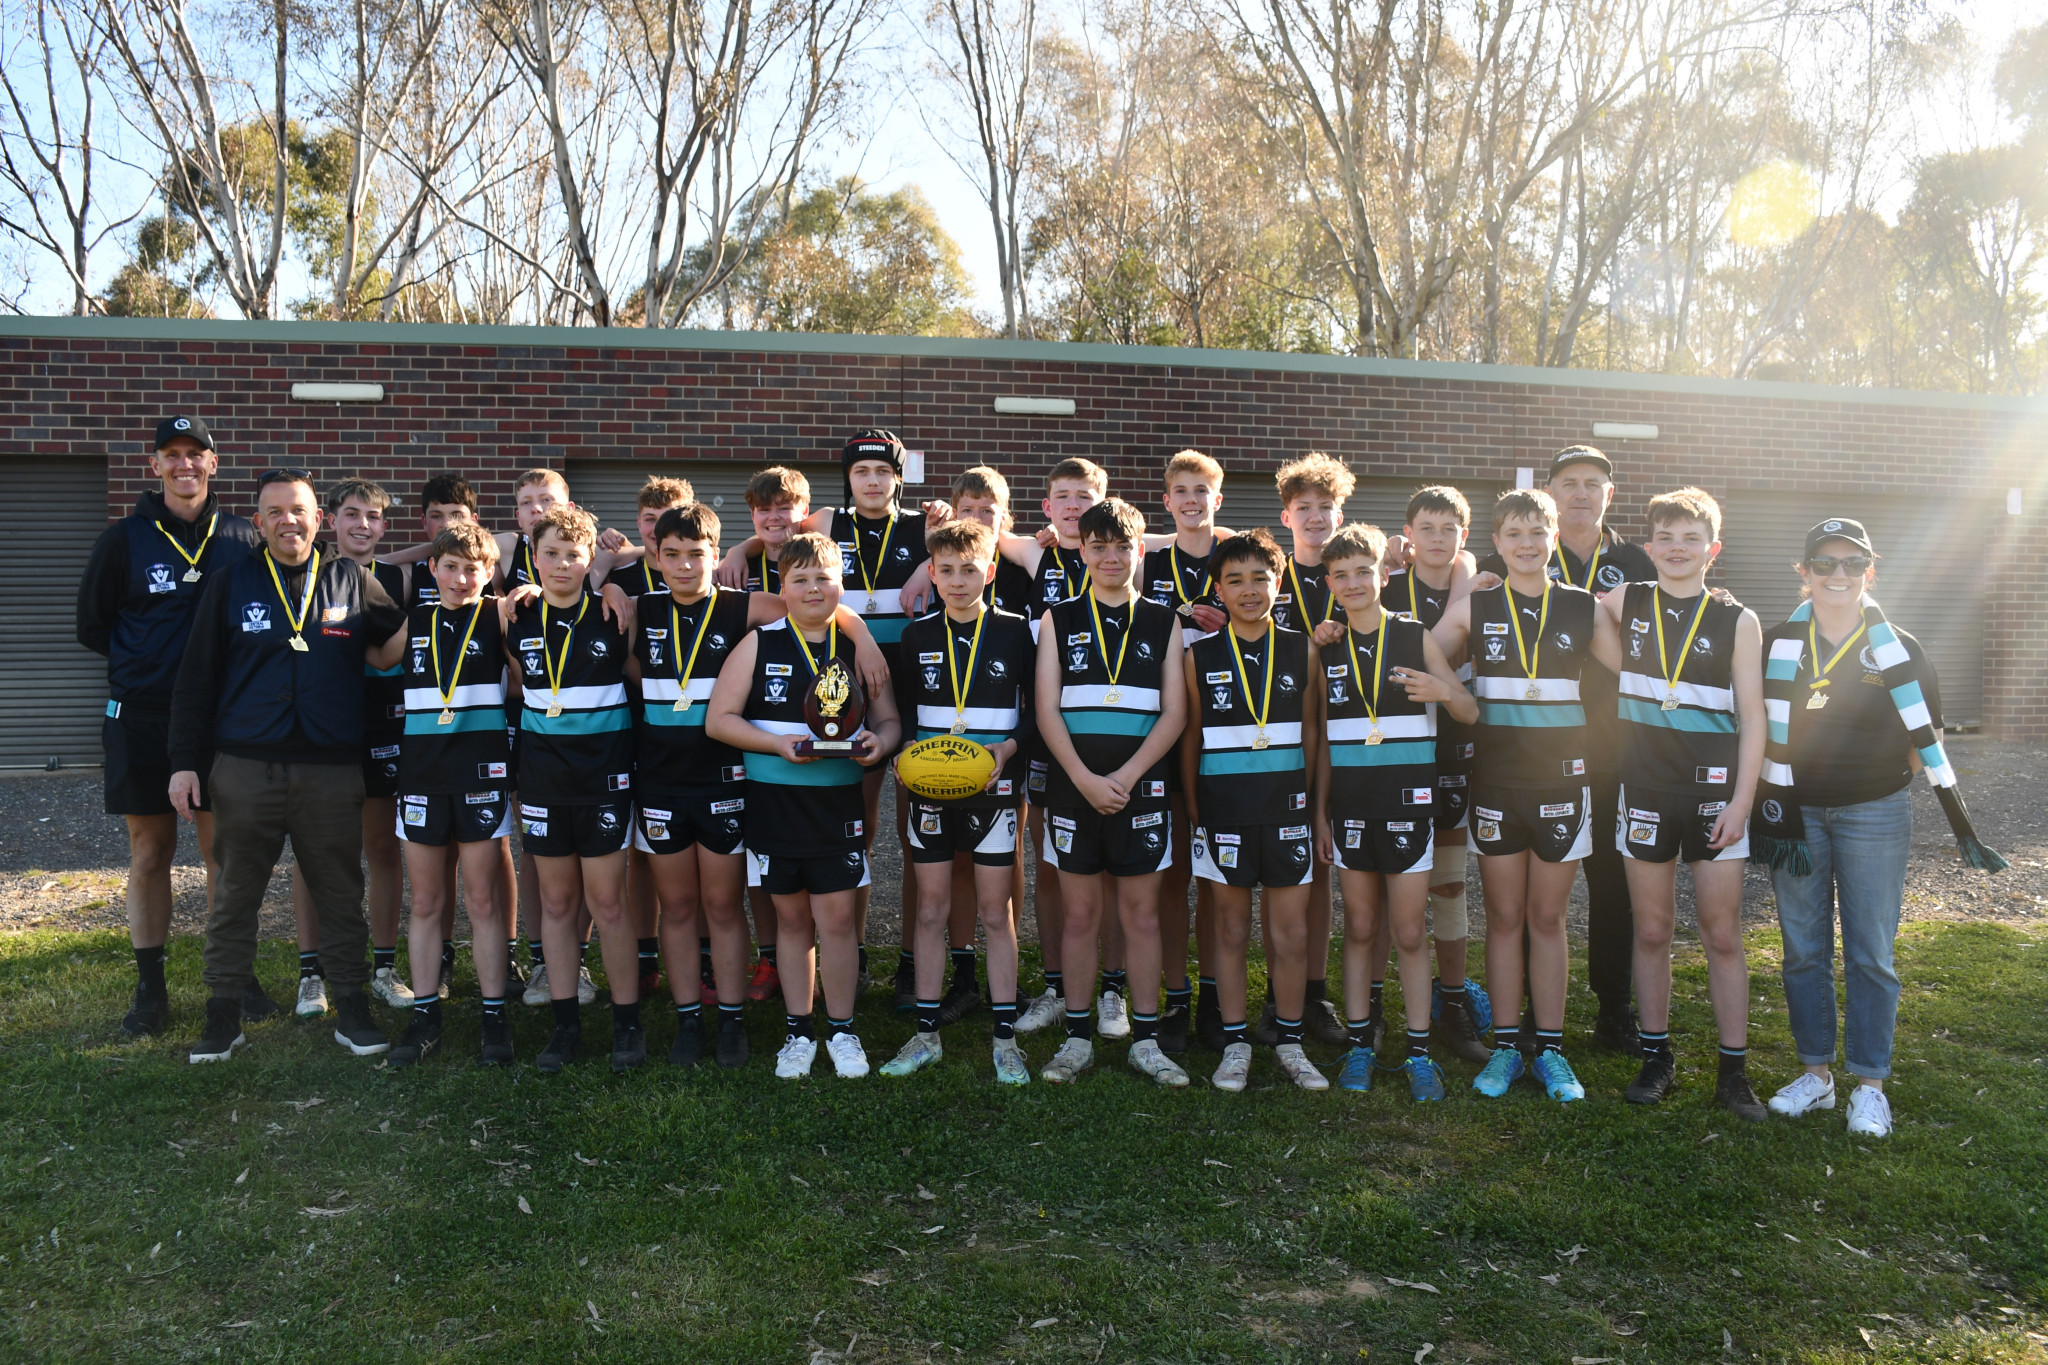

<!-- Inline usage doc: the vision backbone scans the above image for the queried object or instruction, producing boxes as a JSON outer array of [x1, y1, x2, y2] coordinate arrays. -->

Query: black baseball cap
[[1547, 445, 1612, 480], [154, 415, 214, 450], [1804, 517, 1874, 560]]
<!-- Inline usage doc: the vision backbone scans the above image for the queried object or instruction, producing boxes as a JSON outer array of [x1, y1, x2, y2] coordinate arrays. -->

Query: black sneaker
[[715, 1013, 750, 1069], [479, 1016, 515, 1067], [937, 977, 982, 1027], [1592, 1007, 1643, 1055], [536, 1024, 581, 1073], [892, 957, 917, 1013], [187, 997, 244, 1064], [240, 978, 280, 1021], [668, 1013, 704, 1067], [122, 979, 170, 1037], [332, 991, 390, 1056], [611, 1024, 647, 1072], [1624, 1049, 1677, 1104], [1717, 1065, 1769, 1122], [1250, 996, 1282, 1047], [1158, 1002, 1190, 1056], [1304, 995, 1349, 1047], [1434, 998, 1493, 1065], [390, 1014, 443, 1068], [1196, 987, 1227, 1052]]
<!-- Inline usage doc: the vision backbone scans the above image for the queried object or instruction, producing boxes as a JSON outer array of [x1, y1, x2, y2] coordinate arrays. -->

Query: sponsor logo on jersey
[[518, 638, 544, 651], [370, 744, 400, 760], [321, 605, 348, 623], [765, 662, 793, 676], [607, 773, 630, 790], [1484, 637, 1506, 661], [1628, 821, 1658, 844], [642, 807, 673, 821], [1401, 788, 1433, 804], [1211, 686, 1232, 710], [480, 762, 508, 780], [1699, 801, 1728, 816], [1049, 814, 1076, 830], [765, 677, 788, 703], [1697, 765, 1729, 784], [919, 651, 944, 664], [1143, 780, 1165, 798], [1206, 670, 1233, 684], [1564, 759, 1585, 776], [1628, 807, 1660, 821], [1065, 632, 1090, 645], [1540, 802, 1576, 818], [1132, 811, 1163, 828], [711, 798, 744, 814], [1388, 821, 1415, 832], [520, 803, 547, 817], [465, 791, 496, 805]]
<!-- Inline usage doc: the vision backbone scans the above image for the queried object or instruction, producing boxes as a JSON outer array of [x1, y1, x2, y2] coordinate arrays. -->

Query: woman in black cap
[[1750, 517, 2002, 1139]]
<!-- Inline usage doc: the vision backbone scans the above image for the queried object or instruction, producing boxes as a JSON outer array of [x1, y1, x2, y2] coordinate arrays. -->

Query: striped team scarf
[[1752, 595, 2005, 875]]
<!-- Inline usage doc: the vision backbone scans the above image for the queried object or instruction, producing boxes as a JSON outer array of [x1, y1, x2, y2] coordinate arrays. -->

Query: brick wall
[[5, 325, 2045, 735]]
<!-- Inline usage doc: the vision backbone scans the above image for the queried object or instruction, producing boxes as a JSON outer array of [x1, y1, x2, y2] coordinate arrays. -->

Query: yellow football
[[895, 735, 998, 801]]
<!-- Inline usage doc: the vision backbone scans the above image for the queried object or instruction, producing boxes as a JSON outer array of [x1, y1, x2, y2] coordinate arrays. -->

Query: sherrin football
[[895, 735, 997, 801]]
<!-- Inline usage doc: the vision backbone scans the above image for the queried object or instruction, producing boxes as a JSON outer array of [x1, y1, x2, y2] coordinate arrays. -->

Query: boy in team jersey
[[1035, 498, 1189, 1086], [882, 519, 1035, 1084], [1431, 489, 1597, 1104], [389, 523, 516, 1067], [706, 533, 903, 1080], [1591, 488, 1768, 1119], [503, 506, 642, 1074], [1314, 523, 1480, 1100], [1180, 529, 1326, 1091], [1380, 486, 1491, 1063]]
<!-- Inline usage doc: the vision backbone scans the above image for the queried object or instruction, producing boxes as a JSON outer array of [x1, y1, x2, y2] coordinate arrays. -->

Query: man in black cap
[[1470, 446, 1655, 1052], [168, 470, 410, 1064], [76, 416, 263, 1037]]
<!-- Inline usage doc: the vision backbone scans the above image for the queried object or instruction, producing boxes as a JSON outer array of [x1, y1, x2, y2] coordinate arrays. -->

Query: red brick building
[[5, 316, 2044, 766]]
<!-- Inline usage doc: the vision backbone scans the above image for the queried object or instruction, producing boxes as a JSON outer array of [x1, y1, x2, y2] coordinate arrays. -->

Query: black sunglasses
[[1806, 555, 1872, 576], [258, 467, 314, 485]]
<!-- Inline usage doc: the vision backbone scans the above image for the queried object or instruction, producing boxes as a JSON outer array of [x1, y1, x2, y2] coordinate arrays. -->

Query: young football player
[[1035, 498, 1188, 1086], [881, 519, 1035, 1083], [1431, 489, 1597, 1104], [389, 523, 515, 1067], [1180, 529, 1326, 1091], [1591, 487, 1768, 1118], [1314, 523, 1479, 1100], [706, 533, 902, 1080]]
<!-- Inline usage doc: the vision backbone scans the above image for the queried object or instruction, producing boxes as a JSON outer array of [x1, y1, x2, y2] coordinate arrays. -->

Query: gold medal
[[950, 719, 968, 734], [666, 588, 719, 722], [1653, 587, 1707, 715], [1104, 689, 1122, 704], [1252, 730, 1270, 750], [1662, 691, 1680, 711], [1346, 609, 1390, 746], [547, 700, 563, 718], [159, 514, 218, 587], [1366, 728, 1383, 745], [288, 634, 309, 652], [431, 599, 485, 731], [1087, 592, 1133, 710], [264, 546, 319, 658], [945, 606, 988, 739], [854, 512, 898, 615], [1805, 620, 1866, 716], [1506, 581, 1551, 703], [1525, 682, 1541, 700], [674, 697, 691, 713], [538, 595, 588, 727], [1227, 622, 1277, 752], [1806, 691, 1829, 710], [438, 707, 454, 725], [182, 568, 203, 583], [1176, 601, 1193, 618], [862, 593, 875, 614]]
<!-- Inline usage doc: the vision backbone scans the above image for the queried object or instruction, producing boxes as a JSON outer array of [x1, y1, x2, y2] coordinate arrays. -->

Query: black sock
[[1718, 1045, 1747, 1073], [1165, 983, 1192, 1012], [992, 1001, 1017, 1040], [1197, 976, 1218, 1013], [135, 945, 166, 993], [1065, 1009, 1092, 1040], [1305, 977, 1327, 1004], [1347, 1016, 1374, 1049], [1131, 1010, 1159, 1043], [675, 1000, 702, 1025], [528, 937, 546, 966], [639, 938, 660, 970], [897, 949, 916, 973], [1640, 1029, 1672, 1057], [1044, 968, 1064, 998], [415, 993, 441, 1021], [759, 943, 777, 966], [1497, 1024, 1521, 1051], [827, 1015, 856, 1040], [1533, 1027, 1564, 1055], [858, 944, 869, 976], [481, 995, 506, 1024], [950, 947, 977, 990], [1223, 1019, 1247, 1045], [1408, 1028, 1430, 1059], [717, 1001, 744, 1026], [299, 950, 320, 980], [579, 938, 592, 965], [551, 996, 581, 1030], [441, 939, 455, 969], [373, 946, 396, 973], [916, 999, 941, 1034], [1368, 980, 1384, 1019], [1441, 982, 1468, 1016], [1277, 1015, 1304, 1045], [613, 999, 642, 1031], [1102, 968, 1127, 997], [785, 1013, 815, 1040]]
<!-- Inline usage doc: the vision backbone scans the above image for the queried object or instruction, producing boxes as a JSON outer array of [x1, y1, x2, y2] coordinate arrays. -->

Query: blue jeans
[[1769, 787, 1910, 1080]]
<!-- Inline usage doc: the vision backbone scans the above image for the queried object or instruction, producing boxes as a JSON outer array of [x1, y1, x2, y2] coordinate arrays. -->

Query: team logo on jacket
[[242, 603, 271, 632], [1596, 564, 1625, 589], [148, 564, 176, 594], [766, 677, 788, 703]]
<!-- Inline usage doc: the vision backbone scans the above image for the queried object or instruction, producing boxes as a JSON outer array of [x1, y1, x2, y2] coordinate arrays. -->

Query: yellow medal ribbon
[[539, 593, 588, 718], [790, 616, 839, 683], [945, 605, 987, 734], [1652, 587, 1708, 711], [432, 598, 485, 724], [1287, 557, 1335, 625], [157, 513, 217, 583], [753, 550, 774, 593], [1346, 608, 1390, 743], [1555, 539, 1603, 590], [1804, 615, 1868, 711], [668, 587, 719, 712], [1227, 623, 1277, 749], [1087, 591, 1133, 704], [1168, 541, 1211, 618], [1506, 581, 1550, 701], [855, 512, 897, 613], [1406, 569, 1419, 622], [263, 548, 318, 652]]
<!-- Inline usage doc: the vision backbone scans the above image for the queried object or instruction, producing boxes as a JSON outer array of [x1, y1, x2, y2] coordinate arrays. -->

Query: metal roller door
[[1715, 491, 1986, 726], [1, 457, 110, 768], [565, 461, 841, 553], [1202, 471, 1505, 548]]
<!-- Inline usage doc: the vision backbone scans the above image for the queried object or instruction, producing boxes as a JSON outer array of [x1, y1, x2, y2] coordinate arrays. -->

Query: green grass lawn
[[1, 922, 2043, 1363]]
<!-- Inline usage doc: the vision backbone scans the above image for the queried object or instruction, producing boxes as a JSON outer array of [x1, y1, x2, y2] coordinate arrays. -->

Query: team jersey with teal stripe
[[510, 590, 633, 803], [398, 602, 511, 793], [1468, 582, 1596, 788], [1321, 614, 1436, 817], [633, 587, 750, 800], [1044, 593, 1178, 810], [831, 507, 928, 646], [895, 607, 1034, 810], [1191, 624, 1309, 826], [1613, 583, 1742, 796], [741, 618, 866, 857]]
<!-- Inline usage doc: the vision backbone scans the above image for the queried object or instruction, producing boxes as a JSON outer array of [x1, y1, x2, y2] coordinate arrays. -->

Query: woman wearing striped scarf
[[1752, 518, 2004, 1139]]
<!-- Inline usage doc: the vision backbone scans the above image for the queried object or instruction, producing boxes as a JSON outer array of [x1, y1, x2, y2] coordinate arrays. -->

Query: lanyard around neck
[[945, 606, 987, 731], [856, 512, 898, 596], [667, 587, 719, 710], [1087, 592, 1132, 693], [1506, 582, 1550, 686], [1555, 538, 1602, 590], [1288, 557, 1333, 624], [431, 599, 485, 720], [1227, 624, 1276, 742], [1347, 610, 1389, 732], [1806, 615, 1867, 691], [540, 594, 588, 701], [1653, 588, 1708, 700], [157, 513, 217, 574], [264, 549, 318, 646], [1168, 541, 1210, 612], [791, 617, 838, 681]]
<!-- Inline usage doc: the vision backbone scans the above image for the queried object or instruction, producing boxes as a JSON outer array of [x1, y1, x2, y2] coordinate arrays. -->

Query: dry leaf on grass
[[1385, 1278, 1439, 1293], [517, 1196, 532, 1215], [1030, 1318, 1058, 1329]]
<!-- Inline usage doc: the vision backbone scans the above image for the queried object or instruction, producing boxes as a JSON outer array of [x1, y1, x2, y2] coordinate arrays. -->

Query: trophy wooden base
[[794, 738, 857, 757]]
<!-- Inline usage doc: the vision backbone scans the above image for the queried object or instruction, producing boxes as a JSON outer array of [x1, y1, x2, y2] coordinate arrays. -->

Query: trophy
[[796, 657, 867, 756]]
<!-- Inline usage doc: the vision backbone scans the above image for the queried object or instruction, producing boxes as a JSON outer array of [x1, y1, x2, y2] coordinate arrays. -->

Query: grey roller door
[[1716, 491, 1985, 726], [565, 461, 841, 553], [1207, 471, 1503, 548], [1, 457, 109, 768]]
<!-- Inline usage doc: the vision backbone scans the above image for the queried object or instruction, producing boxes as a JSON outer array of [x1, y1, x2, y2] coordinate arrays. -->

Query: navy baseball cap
[[1547, 445, 1612, 479], [154, 415, 214, 450], [1804, 517, 1874, 560]]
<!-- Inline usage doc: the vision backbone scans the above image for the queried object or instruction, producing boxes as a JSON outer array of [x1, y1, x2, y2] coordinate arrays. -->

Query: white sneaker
[[370, 966, 415, 1010], [1128, 1037, 1190, 1087], [825, 1032, 869, 1079], [1768, 1070, 1837, 1117], [1274, 1042, 1330, 1090], [1097, 990, 1130, 1039], [880, 1031, 941, 1077], [992, 1037, 1030, 1085], [295, 974, 328, 1018], [521, 962, 552, 1008], [1845, 1084, 1893, 1138], [774, 1035, 818, 1079], [576, 966, 598, 1006], [1015, 986, 1064, 1034], [1042, 1036, 1094, 1083], [1213, 1041, 1253, 1092]]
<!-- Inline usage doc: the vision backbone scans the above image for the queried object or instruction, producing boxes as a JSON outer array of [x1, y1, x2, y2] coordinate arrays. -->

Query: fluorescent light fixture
[[992, 396, 1075, 416], [1591, 421, 1657, 440], [291, 381, 385, 403]]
